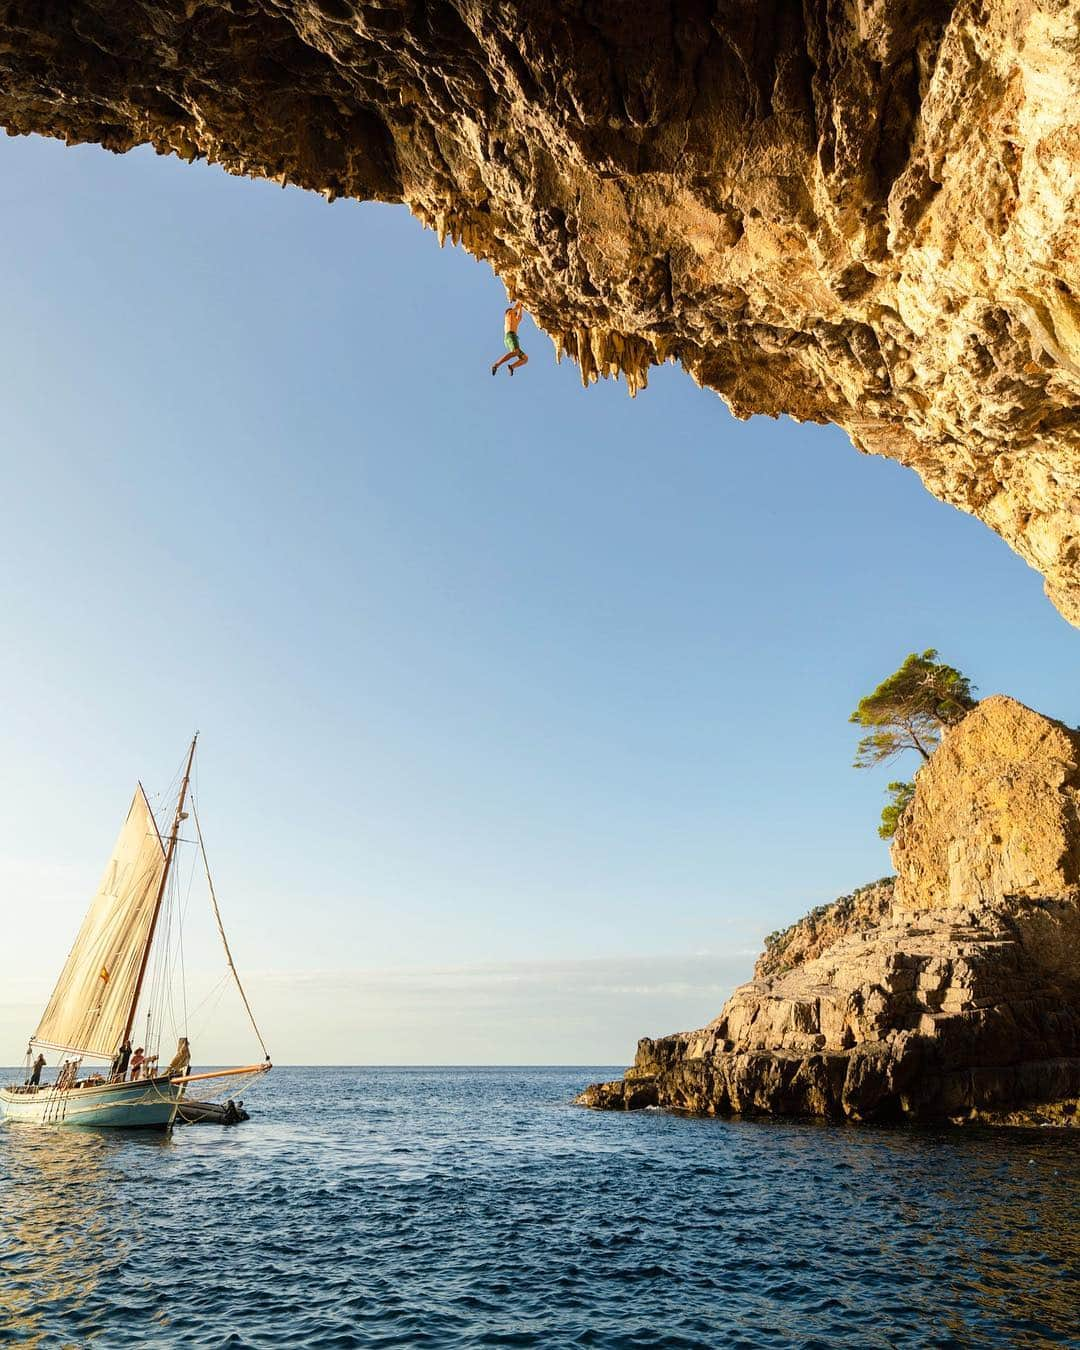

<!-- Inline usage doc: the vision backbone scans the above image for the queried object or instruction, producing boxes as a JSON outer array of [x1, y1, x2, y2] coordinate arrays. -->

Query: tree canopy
[[850, 649, 977, 770]]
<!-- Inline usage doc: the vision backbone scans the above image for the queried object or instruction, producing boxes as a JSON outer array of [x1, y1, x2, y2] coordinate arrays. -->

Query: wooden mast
[[120, 733, 198, 1050]]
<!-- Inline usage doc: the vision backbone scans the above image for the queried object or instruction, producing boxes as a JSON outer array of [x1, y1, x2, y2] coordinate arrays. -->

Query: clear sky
[[1, 133, 1077, 1064]]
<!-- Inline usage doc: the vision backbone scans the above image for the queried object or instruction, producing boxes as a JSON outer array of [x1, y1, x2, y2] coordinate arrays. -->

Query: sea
[[0, 1066, 1077, 1348]]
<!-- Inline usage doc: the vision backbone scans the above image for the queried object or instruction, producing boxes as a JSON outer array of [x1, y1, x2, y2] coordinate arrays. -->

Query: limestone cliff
[[756, 878, 895, 979], [892, 694, 1080, 914], [580, 696, 1080, 1123], [1, 3, 1080, 619]]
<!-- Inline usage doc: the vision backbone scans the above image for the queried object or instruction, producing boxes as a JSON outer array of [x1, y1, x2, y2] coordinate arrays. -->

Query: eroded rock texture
[[1, 2, 1079, 617], [892, 694, 1080, 912], [580, 696, 1080, 1123]]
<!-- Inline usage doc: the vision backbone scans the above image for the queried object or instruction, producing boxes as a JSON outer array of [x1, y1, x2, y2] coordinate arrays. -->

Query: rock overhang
[[1, 0, 1079, 619]]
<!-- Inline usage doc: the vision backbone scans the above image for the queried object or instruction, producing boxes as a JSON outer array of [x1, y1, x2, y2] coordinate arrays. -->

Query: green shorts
[[504, 330, 522, 353]]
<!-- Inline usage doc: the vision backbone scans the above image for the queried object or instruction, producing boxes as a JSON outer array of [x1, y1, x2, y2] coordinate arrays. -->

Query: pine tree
[[850, 649, 976, 769]]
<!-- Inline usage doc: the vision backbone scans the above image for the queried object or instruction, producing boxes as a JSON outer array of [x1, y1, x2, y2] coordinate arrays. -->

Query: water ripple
[[1, 1068, 1078, 1347]]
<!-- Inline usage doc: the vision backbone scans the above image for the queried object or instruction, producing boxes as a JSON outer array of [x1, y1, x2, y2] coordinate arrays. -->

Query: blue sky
[[1, 133, 1077, 1062]]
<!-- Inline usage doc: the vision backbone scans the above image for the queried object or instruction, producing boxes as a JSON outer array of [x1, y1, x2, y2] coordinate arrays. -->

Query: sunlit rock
[[1, 2, 1079, 617], [581, 697, 1080, 1123]]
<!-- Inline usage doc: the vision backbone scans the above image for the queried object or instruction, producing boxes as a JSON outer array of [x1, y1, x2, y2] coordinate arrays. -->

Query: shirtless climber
[[491, 299, 529, 377]]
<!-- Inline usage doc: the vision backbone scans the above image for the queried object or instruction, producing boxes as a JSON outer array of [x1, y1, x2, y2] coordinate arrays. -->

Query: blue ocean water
[[0, 1066, 1077, 1348]]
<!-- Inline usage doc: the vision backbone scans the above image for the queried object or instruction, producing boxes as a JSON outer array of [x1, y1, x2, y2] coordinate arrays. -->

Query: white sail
[[33, 787, 165, 1059]]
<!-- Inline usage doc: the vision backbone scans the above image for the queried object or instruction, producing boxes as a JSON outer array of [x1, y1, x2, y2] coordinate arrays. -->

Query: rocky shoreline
[[580, 697, 1080, 1125]]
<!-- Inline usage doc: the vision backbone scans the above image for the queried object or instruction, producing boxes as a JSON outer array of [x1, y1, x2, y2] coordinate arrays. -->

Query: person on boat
[[28, 1052, 46, 1087], [491, 298, 529, 378], [111, 1039, 132, 1081], [129, 1047, 145, 1080], [167, 1037, 191, 1078]]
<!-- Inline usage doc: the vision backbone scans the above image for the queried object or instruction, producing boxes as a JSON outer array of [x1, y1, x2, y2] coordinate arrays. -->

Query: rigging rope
[[190, 795, 271, 1062], [183, 970, 230, 1025], [173, 837, 198, 1041]]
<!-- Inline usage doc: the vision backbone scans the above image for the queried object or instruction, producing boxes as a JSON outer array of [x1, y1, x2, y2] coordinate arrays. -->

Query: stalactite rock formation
[[1, 2, 1079, 617], [579, 697, 1080, 1123]]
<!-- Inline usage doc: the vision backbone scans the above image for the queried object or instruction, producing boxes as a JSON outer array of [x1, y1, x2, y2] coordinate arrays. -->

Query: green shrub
[[878, 780, 915, 840]]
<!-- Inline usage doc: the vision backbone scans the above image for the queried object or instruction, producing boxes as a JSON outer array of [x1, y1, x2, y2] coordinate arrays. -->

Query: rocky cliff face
[[892, 694, 1080, 915], [580, 696, 1080, 1123], [756, 879, 896, 979], [2, 2, 1080, 619]]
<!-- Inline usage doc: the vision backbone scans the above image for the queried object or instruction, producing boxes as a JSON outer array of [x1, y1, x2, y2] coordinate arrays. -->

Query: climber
[[491, 298, 529, 377]]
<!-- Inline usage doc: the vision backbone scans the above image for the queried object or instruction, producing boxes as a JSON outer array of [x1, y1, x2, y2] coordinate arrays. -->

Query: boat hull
[[0, 1075, 182, 1129], [175, 1097, 249, 1125]]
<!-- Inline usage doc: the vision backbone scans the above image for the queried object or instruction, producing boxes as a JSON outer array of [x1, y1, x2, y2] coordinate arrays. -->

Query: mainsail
[[33, 787, 166, 1059]]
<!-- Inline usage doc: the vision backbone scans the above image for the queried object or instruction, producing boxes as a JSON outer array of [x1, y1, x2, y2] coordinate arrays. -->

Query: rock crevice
[[1, 1, 1079, 618]]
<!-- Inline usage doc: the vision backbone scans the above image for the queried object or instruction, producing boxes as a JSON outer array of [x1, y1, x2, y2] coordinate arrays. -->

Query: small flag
[[100, 966, 110, 984]]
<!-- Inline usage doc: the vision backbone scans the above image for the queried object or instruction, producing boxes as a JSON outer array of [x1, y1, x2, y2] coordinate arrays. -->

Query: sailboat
[[0, 735, 270, 1129]]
